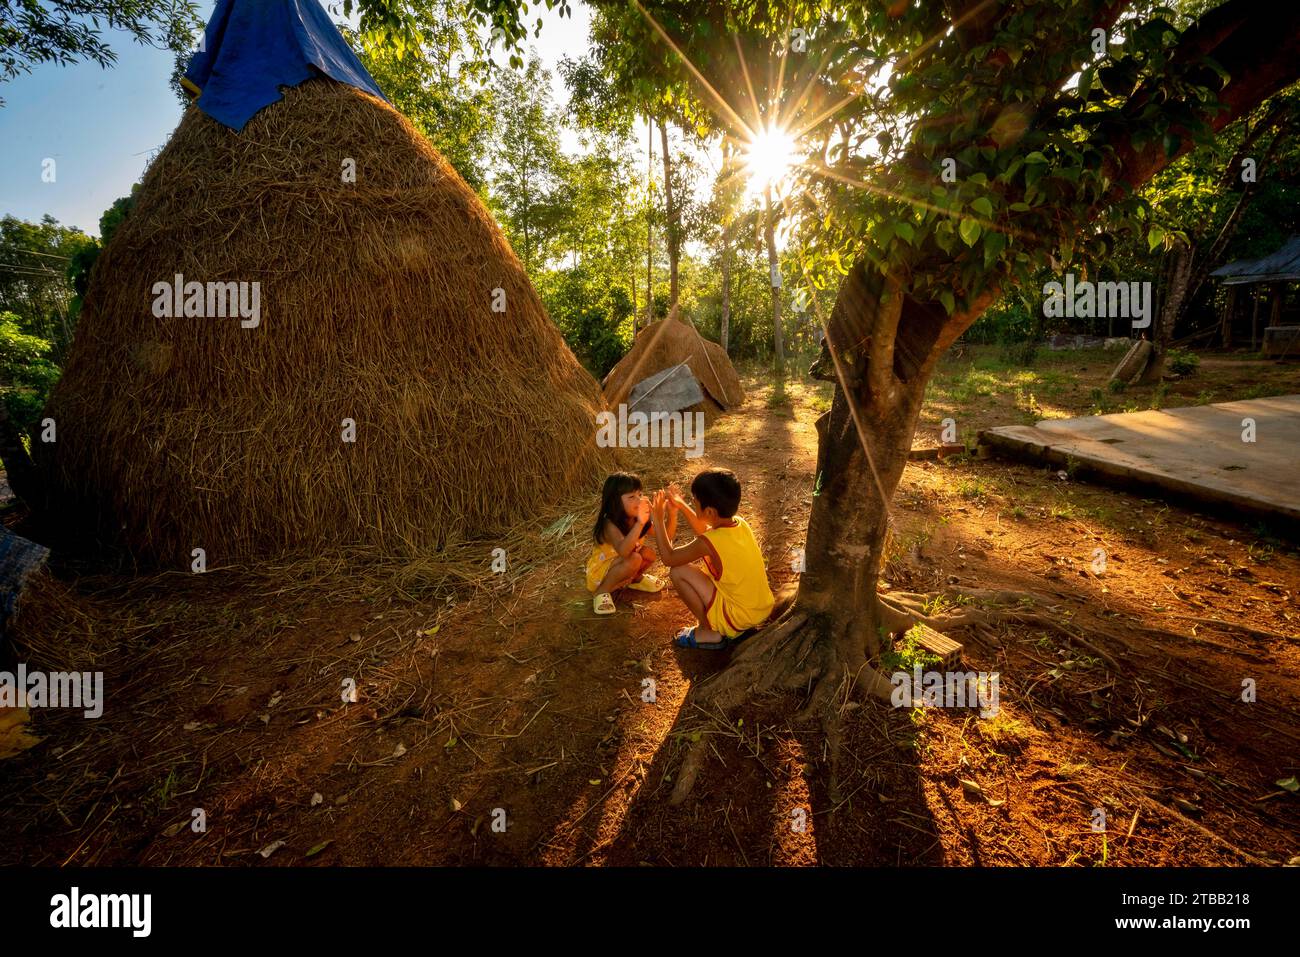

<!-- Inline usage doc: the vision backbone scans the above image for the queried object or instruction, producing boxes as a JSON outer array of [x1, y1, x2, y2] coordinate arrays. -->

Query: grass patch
[[974, 712, 1033, 754], [880, 624, 943, 672]]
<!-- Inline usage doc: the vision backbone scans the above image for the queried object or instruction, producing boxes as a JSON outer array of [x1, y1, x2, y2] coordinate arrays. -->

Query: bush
[[0, 312, 60, 436], [537, 270, 633, 378], [1167, 348, 1200, 376]]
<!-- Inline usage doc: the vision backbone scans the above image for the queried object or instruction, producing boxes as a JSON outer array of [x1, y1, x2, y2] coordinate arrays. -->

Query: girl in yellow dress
[[650, 468, 775, 648], [586, 472, 666, 615]]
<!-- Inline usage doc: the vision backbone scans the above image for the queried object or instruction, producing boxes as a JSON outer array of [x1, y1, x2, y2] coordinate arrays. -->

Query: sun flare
[[743, 125, 798, 193]]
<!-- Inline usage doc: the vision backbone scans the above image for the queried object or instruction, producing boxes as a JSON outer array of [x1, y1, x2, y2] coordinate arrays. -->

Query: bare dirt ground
[[2, 347, 1298, 866]]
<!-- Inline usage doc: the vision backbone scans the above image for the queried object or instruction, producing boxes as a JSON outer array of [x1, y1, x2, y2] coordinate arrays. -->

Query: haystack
[[602, 317, 744, 419], [36, 78, 612, 563]]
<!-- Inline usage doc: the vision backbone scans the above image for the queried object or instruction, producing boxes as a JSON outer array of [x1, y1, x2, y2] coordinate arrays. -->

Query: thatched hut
[[36, 76, 612, 563], [602, 317, 744, 420]]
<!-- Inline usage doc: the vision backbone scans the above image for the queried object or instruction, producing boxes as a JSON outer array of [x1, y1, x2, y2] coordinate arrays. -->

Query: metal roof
[[1210, 235, 1300, 285]]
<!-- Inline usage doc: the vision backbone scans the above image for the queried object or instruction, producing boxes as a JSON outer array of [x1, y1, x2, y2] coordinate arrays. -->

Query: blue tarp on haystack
[[183, 0, 387, 131]]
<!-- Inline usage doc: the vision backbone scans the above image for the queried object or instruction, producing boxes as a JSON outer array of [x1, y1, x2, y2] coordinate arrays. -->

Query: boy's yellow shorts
[[586, 544, 618, 593], [704, 588, 767, 639]]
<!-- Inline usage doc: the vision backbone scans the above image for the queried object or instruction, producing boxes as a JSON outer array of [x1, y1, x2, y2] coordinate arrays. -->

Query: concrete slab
[[979, 395, 1300, 525]]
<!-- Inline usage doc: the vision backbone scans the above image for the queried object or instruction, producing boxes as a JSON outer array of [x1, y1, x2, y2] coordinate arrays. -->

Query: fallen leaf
[[1277, 776, 1299, 793], [310, 792, 324, 807], [305, 840, 332, 858], [258, 840, 286, 859]]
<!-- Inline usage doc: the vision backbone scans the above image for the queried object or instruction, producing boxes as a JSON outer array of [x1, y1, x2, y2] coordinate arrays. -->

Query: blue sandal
[[674, 627, 729, 650]]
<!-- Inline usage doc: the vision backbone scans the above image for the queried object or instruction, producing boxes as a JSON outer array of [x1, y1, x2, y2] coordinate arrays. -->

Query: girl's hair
[[592, 472, 642, 544]]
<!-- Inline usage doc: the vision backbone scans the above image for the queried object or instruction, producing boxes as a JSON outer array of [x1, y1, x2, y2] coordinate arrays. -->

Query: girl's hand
[[667, 483, 687, 508], [636, 498, 651, 524], [651, 489, 667, 521]]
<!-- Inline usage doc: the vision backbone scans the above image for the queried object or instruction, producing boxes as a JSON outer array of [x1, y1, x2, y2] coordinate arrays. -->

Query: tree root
[[669, 611, 809, 805], [668, 581, 1139, 805], [881, 587, 1126, 672], [667, 605, 900, 805]]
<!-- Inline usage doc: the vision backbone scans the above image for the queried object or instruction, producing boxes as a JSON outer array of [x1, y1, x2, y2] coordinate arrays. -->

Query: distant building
[[1209, 235, 1300, 354]]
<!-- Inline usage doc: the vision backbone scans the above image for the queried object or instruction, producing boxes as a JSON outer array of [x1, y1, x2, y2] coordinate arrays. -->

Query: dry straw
[[36, 79, 614, 565], [601, 313, 744, 421]]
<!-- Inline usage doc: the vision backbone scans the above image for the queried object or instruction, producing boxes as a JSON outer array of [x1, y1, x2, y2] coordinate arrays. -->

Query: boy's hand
[[667, 483, 689, 509]]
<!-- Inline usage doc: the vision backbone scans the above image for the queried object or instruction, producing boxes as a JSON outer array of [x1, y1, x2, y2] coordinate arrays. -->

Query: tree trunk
[[1250, 287, 1260, 350], [1166, 116, 1282, 343], [1139, 238, 1193, 384], [720, 226, 732, 352], [764, 184, 784, 371], [796, 262, 957, 657], [719, 141, 737, 352], [645, 115, 654, 330], [1221, 286, 1237, 348], [660, 121, 680, 312]]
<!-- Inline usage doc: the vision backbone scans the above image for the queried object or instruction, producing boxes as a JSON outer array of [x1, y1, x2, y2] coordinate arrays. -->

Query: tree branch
[[1106, 0, 1300, 193]]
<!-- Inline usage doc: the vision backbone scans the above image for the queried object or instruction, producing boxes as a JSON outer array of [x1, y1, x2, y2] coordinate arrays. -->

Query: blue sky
[[0, 39, 185, 237], [0, 2, 595, 237]]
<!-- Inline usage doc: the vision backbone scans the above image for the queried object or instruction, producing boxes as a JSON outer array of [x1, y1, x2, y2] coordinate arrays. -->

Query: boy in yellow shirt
[[650, 468, 775, 649]]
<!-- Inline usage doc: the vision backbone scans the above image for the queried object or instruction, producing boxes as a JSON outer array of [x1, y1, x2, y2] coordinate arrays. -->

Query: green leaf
[[959, 218, 981, 246], [939, 289, 956, 315], [1147, 224, 1166, 252], [305, 840, 333, 858], [983, 230, 1007, 268], [1025, 151, 1048, 164], [894, 222, 915, 244], [971, 196, 993, 217]]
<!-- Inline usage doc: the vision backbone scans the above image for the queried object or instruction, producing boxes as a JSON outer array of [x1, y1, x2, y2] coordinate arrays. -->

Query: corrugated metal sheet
[[0, 528, 48, 638], [1210, 235, 1300, 285], [627, 362, 705, 415]]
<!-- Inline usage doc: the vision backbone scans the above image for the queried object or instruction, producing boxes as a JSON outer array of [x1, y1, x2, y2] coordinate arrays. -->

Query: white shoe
[[593, 592, 616, 615]]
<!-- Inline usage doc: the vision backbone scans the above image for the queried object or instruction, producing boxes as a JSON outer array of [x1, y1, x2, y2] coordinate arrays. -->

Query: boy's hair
[[592, 472, 643, 543], [691, 467, 741, 518]]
